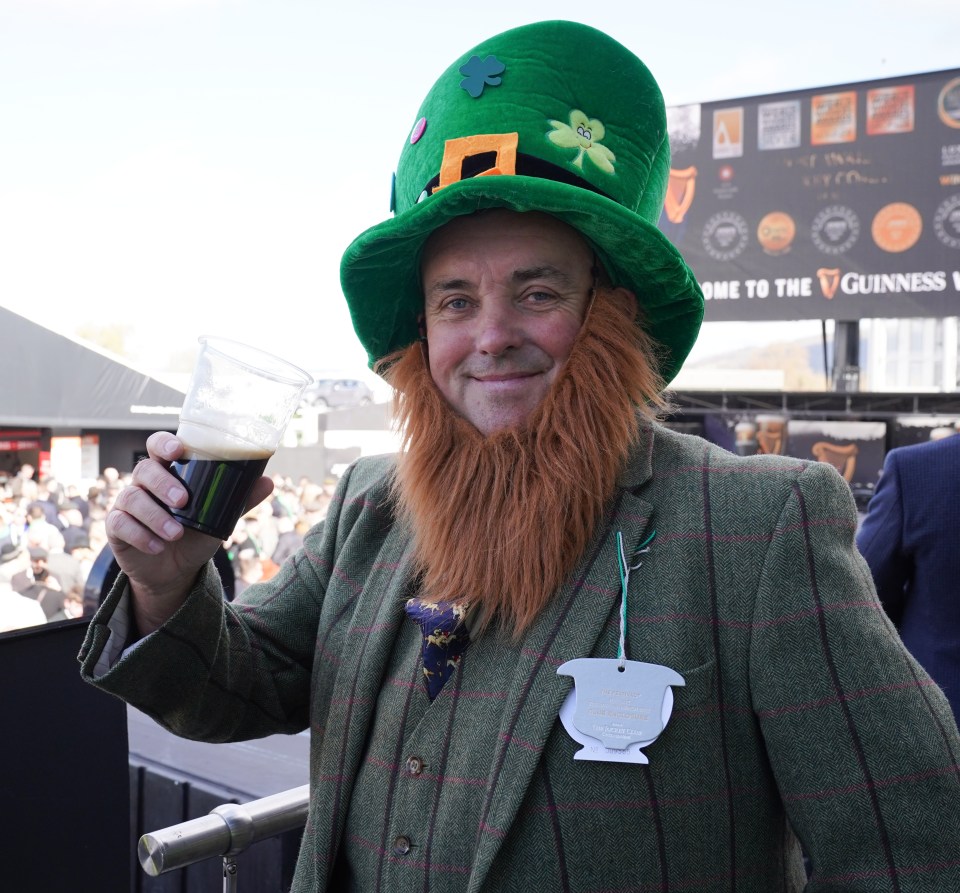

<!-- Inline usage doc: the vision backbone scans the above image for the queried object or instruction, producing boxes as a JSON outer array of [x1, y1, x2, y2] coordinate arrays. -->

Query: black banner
[[659, 69, 960, 321]]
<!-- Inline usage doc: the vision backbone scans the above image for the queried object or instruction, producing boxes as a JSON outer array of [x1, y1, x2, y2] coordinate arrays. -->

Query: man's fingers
[[130, 458, 188, 510], [109, 486, 184, 554], [145, 431, 184, 462], [106, 508, 166, 556]]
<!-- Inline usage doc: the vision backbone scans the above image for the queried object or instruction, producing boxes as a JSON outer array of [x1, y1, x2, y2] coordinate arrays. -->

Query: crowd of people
[[0, 461, 336, 633]]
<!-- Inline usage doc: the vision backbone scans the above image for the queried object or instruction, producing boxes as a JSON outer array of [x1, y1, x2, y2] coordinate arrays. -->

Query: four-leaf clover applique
[[547, 110, 616, 173], [459, 54, 506, 98]]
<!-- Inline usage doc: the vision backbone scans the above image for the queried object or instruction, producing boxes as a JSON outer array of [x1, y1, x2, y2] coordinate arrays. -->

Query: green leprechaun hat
[[340, 20, 704, 385]]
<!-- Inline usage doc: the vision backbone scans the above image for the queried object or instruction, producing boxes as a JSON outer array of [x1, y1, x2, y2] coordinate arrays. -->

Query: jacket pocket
[[670, 658, 716, 713]]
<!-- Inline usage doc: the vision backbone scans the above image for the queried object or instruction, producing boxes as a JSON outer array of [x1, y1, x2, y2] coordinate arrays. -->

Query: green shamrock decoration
[[547, 110, 616, 173], [459, 54, 506, 98]]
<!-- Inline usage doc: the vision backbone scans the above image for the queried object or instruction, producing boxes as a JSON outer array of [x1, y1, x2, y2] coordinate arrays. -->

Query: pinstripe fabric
[[856, 435, 960, 720], [80, 421, 960, 892]]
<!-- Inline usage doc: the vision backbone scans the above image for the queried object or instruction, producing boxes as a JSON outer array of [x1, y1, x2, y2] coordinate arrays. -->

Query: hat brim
[[340, 175, 704, 385]]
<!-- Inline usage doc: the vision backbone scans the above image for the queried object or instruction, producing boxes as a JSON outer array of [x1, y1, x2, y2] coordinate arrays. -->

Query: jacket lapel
[[468, 425, 656, 890], [312, 516, 416, 885]]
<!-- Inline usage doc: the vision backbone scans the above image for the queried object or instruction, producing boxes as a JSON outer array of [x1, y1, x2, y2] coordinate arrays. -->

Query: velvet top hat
[[340, 20, 704, 384]]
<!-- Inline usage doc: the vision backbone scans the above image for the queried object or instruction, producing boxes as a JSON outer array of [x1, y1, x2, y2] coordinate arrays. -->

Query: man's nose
[[475, 301, 523, 356]]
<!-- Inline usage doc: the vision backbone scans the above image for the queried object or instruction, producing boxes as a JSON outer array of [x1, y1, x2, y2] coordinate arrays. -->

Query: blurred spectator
[[67, 534, 97, 588], [1, 521, 46, 632], [8, 463, 38, 504], [64, 484, 90, 521], [25, 504, 65, 553], [16, 546, 67, 620], [270, 475, 300, 520], [250, 502, 280, 561], [87, 518, 108, 559], [47, 587, 85, 623], [99, 467, 122, 508], [27, 480, 66, 530], [299, 481, 334, 529], [857, 434, 960, 719], [87, 483, 107, 512], [100, 467, 120, 488], [61, 508, 89, 552], [44, 538, 86, 602]]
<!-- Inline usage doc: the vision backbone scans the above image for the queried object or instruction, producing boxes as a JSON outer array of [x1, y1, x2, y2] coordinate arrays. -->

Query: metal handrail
[[138, 784, 309, 890]]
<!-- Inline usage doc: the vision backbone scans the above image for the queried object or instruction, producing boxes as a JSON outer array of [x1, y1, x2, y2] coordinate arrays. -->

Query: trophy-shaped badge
[[557, 658, 685, 763]]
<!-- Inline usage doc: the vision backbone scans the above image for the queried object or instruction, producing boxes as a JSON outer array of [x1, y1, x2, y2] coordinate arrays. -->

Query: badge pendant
[[557, 531, 685, 765]]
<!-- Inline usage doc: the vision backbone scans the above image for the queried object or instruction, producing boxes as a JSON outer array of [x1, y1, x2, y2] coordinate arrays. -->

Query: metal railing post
[[223, 855, 239, 893], [138, 784, 310, 885]]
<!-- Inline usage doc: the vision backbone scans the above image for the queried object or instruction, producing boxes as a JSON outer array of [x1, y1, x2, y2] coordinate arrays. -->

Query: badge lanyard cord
[[616, 530, 656, 670]]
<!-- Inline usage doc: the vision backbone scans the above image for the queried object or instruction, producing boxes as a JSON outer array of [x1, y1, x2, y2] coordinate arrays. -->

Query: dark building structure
[[0, 306, 185, 477]]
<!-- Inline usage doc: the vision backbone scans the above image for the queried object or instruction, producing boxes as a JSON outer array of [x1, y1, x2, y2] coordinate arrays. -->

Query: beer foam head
[[176, 420, 274, 461]]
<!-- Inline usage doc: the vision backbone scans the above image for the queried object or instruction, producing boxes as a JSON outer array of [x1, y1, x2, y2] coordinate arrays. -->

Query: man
[[13, 546, 67, 620], [24, 503, 65, 553], [1, 522, 46, 633], [857, 432, 960, 719], [60, 507, 90, 552], [80, 21, 960, 892], [8, 462, 38, 504]]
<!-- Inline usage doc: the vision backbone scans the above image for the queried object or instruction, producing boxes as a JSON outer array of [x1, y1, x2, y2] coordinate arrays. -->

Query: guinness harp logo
[[817, 267, 841, 300], [664, 166, 698, 223], [811, 441, 859, 482]]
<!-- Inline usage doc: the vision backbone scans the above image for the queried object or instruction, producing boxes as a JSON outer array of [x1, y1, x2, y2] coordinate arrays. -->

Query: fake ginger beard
[[378, 289, 666, 639]]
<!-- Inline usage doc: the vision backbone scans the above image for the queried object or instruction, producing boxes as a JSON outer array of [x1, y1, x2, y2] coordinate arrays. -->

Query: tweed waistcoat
[[336, 608, 521, 890]]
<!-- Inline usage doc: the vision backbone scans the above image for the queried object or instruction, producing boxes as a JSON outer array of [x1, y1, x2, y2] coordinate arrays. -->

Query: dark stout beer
[[169, 446, 270, 541], [166, 337, 311, 540]]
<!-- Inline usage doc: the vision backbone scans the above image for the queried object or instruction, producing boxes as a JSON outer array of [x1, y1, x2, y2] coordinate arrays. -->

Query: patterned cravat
[[404, 597, 471, 700]]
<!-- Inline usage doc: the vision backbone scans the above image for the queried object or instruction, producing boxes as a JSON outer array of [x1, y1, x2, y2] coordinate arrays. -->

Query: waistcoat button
[[392, 835, 412, 856], [405, 755, 425, 776]]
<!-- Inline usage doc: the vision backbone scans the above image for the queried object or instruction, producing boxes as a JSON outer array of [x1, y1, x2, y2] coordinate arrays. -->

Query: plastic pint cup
[[734, 420, 757, 457], [168, 337, 313, 540]]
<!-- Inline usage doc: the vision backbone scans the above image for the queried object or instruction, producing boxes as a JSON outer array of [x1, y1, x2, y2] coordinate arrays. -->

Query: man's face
[[421, 210, 594, 435]]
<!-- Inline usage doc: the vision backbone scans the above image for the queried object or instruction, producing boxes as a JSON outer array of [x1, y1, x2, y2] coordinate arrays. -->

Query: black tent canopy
[[1, 306, 185, 430]]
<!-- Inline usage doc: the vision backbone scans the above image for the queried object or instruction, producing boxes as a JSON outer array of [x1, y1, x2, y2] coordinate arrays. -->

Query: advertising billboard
[[659, 69, 960, 321]]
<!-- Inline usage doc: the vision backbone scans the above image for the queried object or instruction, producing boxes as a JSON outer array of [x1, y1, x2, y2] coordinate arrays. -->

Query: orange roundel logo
[[757, 211, 796, 255], [872, 202, 922, 253]]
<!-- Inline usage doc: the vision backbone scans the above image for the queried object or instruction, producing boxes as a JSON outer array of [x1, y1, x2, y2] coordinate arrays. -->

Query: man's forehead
[[424, 263, 583, 298], [420, 209, 594, 284]]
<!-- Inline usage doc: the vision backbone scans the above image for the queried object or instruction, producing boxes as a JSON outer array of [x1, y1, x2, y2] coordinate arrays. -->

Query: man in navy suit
[[857, 433, 960, 719]]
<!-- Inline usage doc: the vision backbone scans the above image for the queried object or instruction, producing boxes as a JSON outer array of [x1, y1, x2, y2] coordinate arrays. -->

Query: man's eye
[[525, 290, 557, 304], [442, 297, 470, 311]]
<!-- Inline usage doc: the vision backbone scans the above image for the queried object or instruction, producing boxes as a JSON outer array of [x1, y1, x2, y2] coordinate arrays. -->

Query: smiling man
[[382, 207, 664, 635], [420, 210, 598, 435], [81, 21, 960, 893]]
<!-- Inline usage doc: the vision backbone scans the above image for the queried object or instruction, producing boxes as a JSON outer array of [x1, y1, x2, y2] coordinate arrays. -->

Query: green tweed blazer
[[80, 422, 960, 892]]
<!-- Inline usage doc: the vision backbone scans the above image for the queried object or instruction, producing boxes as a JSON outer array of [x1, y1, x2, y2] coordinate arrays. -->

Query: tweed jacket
[[856, 435, 960, 720], [80, 422, 960, 892]]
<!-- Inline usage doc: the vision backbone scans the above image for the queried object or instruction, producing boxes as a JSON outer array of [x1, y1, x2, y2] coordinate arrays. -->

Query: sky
[[2, 0, 958, 384]]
